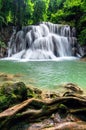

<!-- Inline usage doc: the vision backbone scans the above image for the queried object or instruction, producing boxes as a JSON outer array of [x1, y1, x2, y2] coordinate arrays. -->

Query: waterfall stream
[[8, 22, 81, 60]]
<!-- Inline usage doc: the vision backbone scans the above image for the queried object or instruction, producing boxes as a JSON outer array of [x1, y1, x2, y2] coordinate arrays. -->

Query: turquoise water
[[0, 60, 86, 91]]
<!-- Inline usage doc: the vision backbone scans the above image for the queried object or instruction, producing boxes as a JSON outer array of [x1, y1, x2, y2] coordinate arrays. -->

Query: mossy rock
[[0, 82, 28, 111], [0, 82, 27, 100], [27, 86, 42, 98], [0, 95, 9, 112]]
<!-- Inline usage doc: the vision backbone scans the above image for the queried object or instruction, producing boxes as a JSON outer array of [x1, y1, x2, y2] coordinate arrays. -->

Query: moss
[[27, 86, 42, 98], [0, 41, 6, 48], [0, 82, 28, 111], [0, 82, 43, 112], [58, 104, 68, 118], [0, 95, 11, 111]]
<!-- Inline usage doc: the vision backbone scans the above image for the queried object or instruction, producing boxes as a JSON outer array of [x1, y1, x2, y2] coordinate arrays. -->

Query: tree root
[[42, 121, 86, 130], [0, 95, 86, 129]]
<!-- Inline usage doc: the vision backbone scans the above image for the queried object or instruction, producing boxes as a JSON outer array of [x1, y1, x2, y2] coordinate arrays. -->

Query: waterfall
[[8, 22, 80, 60]]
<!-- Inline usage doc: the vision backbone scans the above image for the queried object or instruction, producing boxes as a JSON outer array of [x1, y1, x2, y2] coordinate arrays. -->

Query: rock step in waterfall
[[8, 22, 82, 60]]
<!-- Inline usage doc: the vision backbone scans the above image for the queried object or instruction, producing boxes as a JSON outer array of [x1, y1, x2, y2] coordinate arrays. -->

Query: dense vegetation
[[0, 0, 86, 45]]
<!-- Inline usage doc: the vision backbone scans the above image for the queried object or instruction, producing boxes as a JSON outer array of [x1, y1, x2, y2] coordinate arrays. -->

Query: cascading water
[[8, 22, 80, 60]]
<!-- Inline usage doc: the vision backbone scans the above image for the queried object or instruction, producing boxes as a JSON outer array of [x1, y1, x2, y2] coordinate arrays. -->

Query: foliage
[[50, 0, 86, 45], [50, 10, 65, 23], [47, 0, 65, 20], [32, 0, 49, 23], [78, 29, 86, 45], [24, 0, 34, 24], [0, 40, 6, 48], [0, 0, 86, 45]]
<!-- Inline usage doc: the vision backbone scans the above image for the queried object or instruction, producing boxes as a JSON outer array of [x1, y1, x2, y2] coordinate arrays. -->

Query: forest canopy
[[0, 0, 86, 45]]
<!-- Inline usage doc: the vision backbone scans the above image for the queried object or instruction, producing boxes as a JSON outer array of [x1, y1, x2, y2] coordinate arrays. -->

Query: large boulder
[[0, 82, 27, 111]]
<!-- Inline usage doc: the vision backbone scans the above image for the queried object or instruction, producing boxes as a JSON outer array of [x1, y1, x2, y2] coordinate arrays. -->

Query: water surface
[[0, 60, 86, 91]]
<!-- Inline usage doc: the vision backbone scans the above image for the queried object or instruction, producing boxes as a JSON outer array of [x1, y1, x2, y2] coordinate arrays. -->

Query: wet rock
[[81, 54, 86, 58], [0, 47, 7, 58], [80, 54, 86, 61], [63, 83, 83, 94], [42, 91, 59, 100], [33, 87, 42, 95]]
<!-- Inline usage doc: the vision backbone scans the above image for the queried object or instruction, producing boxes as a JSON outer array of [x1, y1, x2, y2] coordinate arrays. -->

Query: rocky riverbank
[[80, 53, 86, 61], [0, 80, 86, 130]]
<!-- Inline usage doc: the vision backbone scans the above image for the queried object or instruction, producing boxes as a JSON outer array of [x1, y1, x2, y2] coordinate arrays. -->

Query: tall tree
[[47, 0, 65, 20], [33, 0, 49, 23]]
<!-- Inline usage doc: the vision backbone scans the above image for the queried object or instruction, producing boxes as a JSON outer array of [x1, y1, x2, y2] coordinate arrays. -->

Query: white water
[[7, 22, 81, 60]]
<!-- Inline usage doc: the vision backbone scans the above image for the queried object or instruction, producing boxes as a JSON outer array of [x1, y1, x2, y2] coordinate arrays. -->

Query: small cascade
[[8, 22, 80, 60], [8, 27, 16, 57]]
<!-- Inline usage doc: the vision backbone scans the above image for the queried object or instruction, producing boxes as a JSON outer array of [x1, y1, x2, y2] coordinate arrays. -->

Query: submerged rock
[[0, 72, 23, 83]]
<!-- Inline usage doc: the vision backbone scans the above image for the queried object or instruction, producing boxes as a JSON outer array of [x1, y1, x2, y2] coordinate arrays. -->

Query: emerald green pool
[[0, 60, 86, 91]]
